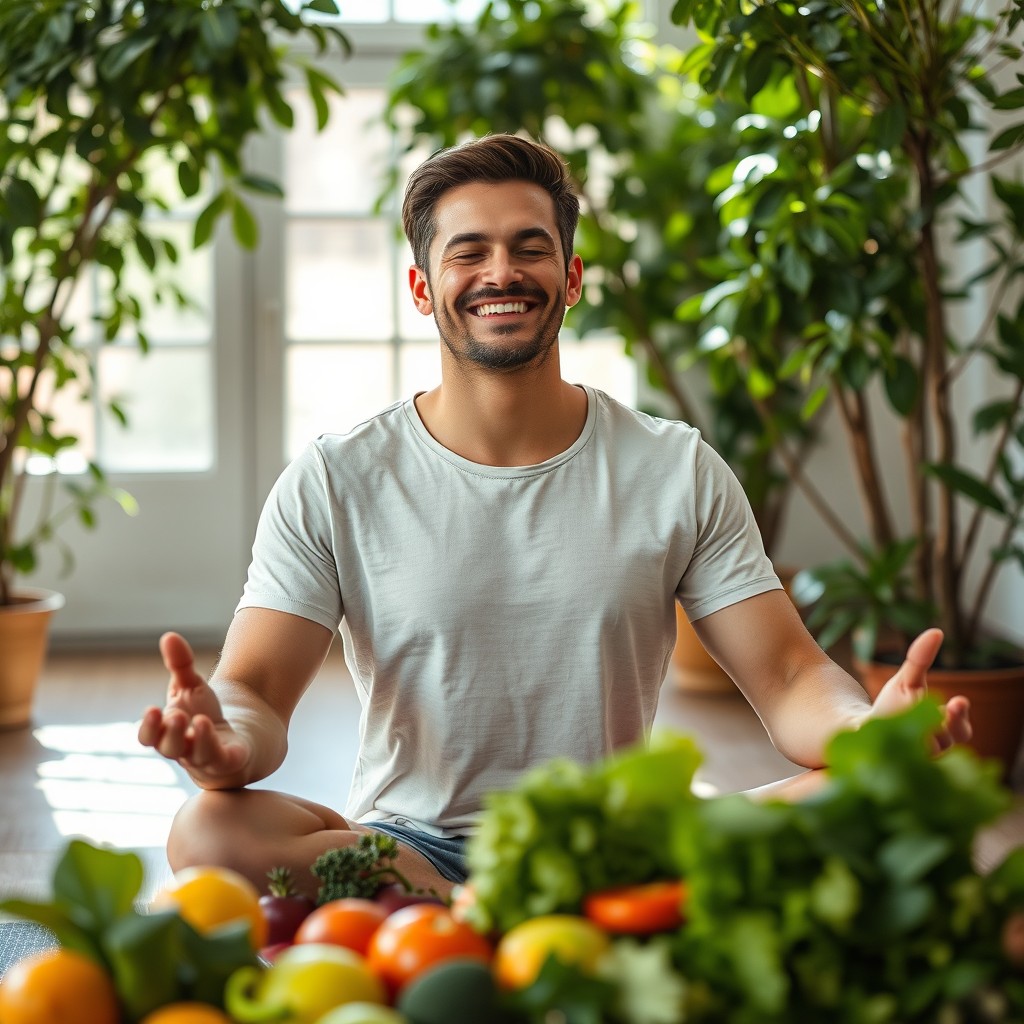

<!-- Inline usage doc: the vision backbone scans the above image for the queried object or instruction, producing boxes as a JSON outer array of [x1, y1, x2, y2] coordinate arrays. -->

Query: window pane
[[119, 220, 212, 344], [398, 341, 441, 397], [98, 348, 213, 471], [287, 220, 393, 341], [393, 0, 489, 21], [287, 344, 395, 456], [285, 88, 391, 215]]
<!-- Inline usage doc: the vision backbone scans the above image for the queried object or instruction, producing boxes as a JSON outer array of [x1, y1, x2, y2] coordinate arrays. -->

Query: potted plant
[[382, 0, 821, 691], [0, 0, 349, 727], [671, 0, 1024, 769]]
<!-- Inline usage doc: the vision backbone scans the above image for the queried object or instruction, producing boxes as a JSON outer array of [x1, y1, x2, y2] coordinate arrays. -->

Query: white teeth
[[474, 302, 528, 316]]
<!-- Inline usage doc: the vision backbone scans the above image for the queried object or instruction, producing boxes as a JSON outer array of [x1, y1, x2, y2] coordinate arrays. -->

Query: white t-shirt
[[238, 385, 781, 836]]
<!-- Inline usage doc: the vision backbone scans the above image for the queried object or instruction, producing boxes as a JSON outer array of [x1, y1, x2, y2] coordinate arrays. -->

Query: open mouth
[[469, 299, 536, 318]]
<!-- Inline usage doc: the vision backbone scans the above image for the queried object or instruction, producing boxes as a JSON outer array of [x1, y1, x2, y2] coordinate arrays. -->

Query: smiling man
[[139, 134, 970, 900]]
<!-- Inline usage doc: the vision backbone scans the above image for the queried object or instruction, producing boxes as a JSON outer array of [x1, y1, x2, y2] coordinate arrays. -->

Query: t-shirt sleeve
[[676, 439, 782, 621], [235, 442, 343, 632]]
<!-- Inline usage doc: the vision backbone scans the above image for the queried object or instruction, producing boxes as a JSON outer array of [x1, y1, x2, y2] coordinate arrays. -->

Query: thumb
[[159, 631, 203, 692], [899, 627, 944, 692]]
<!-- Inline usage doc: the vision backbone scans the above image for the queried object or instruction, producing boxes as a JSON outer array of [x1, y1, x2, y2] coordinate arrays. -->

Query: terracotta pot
[[0, 588, 65, 729], [672, 567, 798, 695], [857, 656, 1024, 778]]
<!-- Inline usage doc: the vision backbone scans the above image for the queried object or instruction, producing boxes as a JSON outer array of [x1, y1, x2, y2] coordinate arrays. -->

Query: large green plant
[[672, 0, 1024, 667], [0, 0, 349, 606], [382, 0, 823, 556]]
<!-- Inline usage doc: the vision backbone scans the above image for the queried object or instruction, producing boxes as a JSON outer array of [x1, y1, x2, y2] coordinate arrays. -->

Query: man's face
[[408, 180, 583, 372]]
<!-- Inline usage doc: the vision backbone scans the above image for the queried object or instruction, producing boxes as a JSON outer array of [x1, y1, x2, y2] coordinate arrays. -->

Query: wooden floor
[[1, 643, 1022, 907]]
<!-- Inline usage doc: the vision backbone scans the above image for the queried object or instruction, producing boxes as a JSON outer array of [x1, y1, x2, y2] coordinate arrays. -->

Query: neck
[[415, 361, 588, 467]]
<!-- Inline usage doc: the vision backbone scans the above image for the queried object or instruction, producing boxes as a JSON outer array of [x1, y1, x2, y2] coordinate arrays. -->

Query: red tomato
[[582, 880, 687, 935], [366, 903, 492, 993], [294, 898, 389, 956]]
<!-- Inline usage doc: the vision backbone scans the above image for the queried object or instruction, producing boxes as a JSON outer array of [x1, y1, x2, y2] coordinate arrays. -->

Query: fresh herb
[[466, 733, 702, 933], [470, 703, 1024, 1021], [311, 832, 417, 904]]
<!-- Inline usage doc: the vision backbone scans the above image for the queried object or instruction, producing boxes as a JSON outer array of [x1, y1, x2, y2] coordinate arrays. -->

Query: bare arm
[[691, 590, 971, 769], [138, 608, 335, 790], [692, 590, 866, 767]]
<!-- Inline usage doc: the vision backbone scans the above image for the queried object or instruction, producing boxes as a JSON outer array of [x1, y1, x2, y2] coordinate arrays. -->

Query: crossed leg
[[166, 788, 456, 902]]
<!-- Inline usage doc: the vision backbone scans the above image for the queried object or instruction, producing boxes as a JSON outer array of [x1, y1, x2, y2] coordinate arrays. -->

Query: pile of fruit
[[1, 702, 1023, 1023]]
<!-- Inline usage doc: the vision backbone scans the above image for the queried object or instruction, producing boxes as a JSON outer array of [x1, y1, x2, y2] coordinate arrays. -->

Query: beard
[[433, 282, 565, 371]]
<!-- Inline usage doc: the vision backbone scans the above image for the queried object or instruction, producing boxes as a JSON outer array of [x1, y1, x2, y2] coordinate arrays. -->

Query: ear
[[409, 265, 433, 315], [565, 253, 584, 308]]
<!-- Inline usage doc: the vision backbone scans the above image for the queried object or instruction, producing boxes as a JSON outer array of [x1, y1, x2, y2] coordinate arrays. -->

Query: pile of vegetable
[[1, 702, 1022, 1023]]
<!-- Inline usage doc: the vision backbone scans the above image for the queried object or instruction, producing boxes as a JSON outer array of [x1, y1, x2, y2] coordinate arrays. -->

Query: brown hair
[[402, 134, 580, 275]]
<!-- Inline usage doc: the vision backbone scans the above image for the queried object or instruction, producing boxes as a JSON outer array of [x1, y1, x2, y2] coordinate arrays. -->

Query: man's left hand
[[867, 627, 972, 751]]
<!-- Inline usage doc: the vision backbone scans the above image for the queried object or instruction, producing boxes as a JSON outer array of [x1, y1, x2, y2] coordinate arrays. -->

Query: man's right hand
[[138, 631, 253, 783]]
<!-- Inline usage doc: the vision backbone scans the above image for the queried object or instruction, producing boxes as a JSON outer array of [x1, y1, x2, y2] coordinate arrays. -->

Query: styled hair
[[402, 134, 580, 275]]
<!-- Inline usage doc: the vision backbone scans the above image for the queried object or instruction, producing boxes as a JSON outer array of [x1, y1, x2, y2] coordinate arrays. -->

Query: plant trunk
[[832, 382, 896, 549], [911, 133, 963, 659]]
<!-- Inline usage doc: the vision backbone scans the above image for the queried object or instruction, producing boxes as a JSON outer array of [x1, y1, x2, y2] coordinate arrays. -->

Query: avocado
[[397, 959, 523, 1024]]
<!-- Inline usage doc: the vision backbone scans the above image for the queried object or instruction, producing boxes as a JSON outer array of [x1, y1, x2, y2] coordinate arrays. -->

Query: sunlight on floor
[[32, 722, 189, 848]]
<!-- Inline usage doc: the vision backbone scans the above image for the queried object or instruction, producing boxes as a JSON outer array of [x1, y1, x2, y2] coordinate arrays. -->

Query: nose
[[480, 248, 524, 288]]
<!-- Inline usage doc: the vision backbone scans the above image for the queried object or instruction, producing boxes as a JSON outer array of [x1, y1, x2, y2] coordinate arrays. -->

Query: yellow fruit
[[493, 914, 611, 989], [152, 864, 269, 949], [0, 947, 120, 1024], [140, 1003, 234, 1024]]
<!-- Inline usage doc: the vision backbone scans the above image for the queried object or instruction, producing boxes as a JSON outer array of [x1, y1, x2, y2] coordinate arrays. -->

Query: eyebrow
[[440, 227, 556, 258]]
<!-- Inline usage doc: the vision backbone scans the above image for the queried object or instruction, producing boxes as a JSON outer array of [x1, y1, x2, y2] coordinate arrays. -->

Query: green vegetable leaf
[[52, 840, 144, 933]]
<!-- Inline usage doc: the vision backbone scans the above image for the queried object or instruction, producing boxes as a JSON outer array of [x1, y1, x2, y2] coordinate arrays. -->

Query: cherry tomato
[[366, 903, 492, 994], [582, 880, 687, 935], [492, 914, 609, 990], [294, 898, 389, 956]]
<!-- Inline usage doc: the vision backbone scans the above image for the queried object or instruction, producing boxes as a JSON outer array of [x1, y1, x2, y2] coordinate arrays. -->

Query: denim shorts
[[364, 821, 469, 884]]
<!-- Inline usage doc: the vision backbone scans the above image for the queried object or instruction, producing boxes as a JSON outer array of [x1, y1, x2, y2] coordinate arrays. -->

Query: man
[[139, 134, 970, 900]]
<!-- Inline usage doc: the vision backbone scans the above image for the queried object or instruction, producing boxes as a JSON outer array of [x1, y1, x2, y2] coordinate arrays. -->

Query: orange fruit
[[152, 864, 269, 949], [0, 947, 120, 1024], [293, 898, 389, 956], [140, 1004, 234, 1024]]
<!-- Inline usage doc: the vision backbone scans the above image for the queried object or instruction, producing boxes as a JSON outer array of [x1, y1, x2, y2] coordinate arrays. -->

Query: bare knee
[[167, 788, 255, 873]]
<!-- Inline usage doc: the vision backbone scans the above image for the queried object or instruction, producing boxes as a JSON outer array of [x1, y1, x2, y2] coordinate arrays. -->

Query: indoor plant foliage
[[382, 0, 824, 557], [672, 0, 1024, 669], [0, 0, 349, 608]]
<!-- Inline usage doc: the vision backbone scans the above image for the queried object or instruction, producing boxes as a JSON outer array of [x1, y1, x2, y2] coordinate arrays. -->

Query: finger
[[899, 627, 944, 689], [943, 695, 972, 745], [155, 707, 194, 761], [191, 717, 248, 775], [137, 706, 165, 748], [160, 631, 205, 696], [188, 715, 225, 770]]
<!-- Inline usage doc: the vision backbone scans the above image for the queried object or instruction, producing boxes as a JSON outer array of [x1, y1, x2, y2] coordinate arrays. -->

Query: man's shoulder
[[311, 399, 411, 457], [589, 386, 703, 446]]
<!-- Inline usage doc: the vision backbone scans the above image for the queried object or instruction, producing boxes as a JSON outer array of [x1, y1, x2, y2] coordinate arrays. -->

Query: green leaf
[[103, 911, 185, 1019], [923, 463, 1005, 514], [231, 196, 259, 248], [52, 840, 144, 933], [194, 190, 228, 247], [883, 356, 919, 415], [200, 5, 241, 52], [239, 174, 284, 198], [991, 122, 1024, 151]]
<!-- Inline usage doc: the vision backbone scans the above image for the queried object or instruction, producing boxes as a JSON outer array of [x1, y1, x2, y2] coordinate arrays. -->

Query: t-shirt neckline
[[402, 384, 598, 478]]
